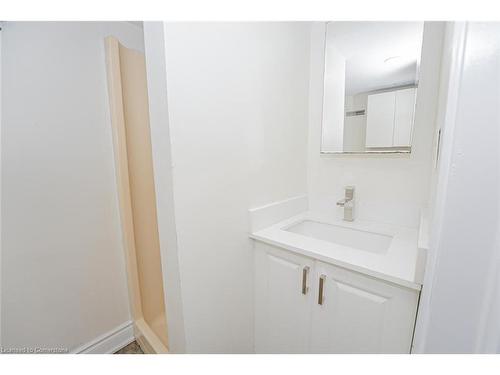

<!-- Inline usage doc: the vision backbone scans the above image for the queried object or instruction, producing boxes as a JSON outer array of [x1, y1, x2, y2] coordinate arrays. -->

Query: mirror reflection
[[321, 22, 424, 154]]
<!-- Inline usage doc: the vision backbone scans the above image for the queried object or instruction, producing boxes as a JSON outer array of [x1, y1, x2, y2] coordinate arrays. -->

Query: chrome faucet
[[337, 186, 355, 222]]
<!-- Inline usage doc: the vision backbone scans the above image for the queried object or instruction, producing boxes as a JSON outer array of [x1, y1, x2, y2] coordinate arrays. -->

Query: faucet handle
[[336, 198, 347, 207]]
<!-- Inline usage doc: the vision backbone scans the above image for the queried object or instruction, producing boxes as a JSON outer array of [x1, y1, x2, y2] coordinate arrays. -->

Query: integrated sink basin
[[284, 220, 393, 254]]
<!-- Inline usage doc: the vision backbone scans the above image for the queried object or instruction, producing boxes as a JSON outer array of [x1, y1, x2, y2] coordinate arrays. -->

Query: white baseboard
[[73, 320, 134, 354]]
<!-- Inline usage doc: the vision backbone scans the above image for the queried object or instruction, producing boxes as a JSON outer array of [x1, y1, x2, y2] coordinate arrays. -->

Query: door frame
[[104, 36, 168, 354]]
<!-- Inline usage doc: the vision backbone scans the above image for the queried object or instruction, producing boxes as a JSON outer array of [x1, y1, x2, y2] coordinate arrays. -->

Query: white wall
[[308, 22, 445, 228], [1, 22, 144, 352], [0, 22, 3, 347], [142, 22, 186, 353], [162, 22, 311, 353], [412, 21, 458, 353], [415, 22, 500, 353]]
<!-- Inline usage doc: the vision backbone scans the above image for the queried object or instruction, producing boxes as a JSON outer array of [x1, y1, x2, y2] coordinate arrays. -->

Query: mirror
[[321, 22, 424, 154]]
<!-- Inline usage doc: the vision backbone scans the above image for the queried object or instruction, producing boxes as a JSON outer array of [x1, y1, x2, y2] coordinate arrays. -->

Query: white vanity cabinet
[[309, 261, 419, 353], [365, 87, 417, 148], [254, 242, 420, 353], [254, 243, 314, 353]]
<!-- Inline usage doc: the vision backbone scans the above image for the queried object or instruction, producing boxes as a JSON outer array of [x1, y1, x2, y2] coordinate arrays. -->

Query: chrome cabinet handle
[[318, 274, 326, 305], [302, 266, 310, 295]]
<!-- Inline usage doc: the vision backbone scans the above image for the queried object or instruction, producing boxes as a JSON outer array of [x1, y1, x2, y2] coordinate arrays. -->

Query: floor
[[115, 341, 144, 354]]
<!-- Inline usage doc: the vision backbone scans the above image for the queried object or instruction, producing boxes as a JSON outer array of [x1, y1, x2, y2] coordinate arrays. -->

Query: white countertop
[[250, 211, 423, 290]]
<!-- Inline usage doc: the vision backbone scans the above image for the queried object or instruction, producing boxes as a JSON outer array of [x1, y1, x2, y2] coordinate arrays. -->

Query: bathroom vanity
[[250, 202, 426, 354], [247, 21, 430, 353]]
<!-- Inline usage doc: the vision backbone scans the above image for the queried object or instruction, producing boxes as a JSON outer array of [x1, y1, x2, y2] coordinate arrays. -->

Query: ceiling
[[326, 22, 424, 96]]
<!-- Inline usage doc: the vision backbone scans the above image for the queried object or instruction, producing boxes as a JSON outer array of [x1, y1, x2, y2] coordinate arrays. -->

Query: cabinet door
[[393, 88, 417, 147], [365, 91, 396, 148], [309, 262, 419, 353], [255, 242, 314, 353]]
